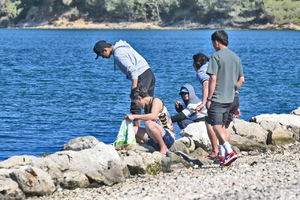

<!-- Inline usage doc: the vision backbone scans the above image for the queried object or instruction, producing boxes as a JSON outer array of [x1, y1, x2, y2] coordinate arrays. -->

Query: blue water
[[0, 29, 299, 161]]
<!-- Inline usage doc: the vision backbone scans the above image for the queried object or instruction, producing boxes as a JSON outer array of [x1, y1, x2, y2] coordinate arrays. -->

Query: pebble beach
[[28, 142, 300, 200]]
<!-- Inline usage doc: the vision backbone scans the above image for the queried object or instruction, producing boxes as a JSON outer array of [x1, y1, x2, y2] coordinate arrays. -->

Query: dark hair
[[130, 83, 149, 100], [211, 30, 229, 46], [193, 53, 209, 71]]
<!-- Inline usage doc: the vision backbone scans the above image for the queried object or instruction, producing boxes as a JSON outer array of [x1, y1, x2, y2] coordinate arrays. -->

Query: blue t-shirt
[[196, 62, 210, 85]]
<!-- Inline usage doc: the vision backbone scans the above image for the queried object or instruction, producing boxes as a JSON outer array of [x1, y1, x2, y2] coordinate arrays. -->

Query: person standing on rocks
[[193, 53, 241, 161], [124, 83, 175, 154], [204, 30, 244, 166], [93, 40, 156, 127]]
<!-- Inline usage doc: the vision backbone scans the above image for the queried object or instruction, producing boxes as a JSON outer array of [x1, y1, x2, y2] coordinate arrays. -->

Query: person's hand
[[233, 109, 241, 118], [175, 101, 182, 108], [206, 101, 211, 109], [196, 103, 205, 113], [123, 114, 135, 121]]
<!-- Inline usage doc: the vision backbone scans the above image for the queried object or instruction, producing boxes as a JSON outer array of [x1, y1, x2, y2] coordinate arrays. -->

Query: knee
[[145, 120, 154, 128]]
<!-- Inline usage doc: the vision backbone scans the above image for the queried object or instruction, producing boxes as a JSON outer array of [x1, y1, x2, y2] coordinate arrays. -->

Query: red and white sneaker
[[223, 151, 238, 166], [214, 156, 225, 165]]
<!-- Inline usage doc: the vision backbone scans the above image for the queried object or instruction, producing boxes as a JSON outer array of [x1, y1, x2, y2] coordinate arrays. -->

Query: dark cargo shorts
[[206, 101, 232, 127]]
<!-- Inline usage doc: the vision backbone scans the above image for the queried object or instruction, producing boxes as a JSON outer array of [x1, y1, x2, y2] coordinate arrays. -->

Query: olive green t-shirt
[[207, 48, 244, 103]]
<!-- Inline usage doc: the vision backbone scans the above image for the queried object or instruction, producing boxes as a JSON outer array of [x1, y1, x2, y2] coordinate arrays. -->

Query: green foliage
[[2, 0, 22, 20], [0, 0, 299, 26], [263, 0, 300, 24]]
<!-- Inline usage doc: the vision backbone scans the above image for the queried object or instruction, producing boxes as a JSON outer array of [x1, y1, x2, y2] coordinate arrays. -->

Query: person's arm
[[175, 101, 183, 113], [132, 79, 138, 90], [233, 109, 241, 118], [171, 112, 187, 122], [206, 74, 217, 109], [236, 76, 245, 91], [196, 80, 209, 112], [124, 98, 162, 121]]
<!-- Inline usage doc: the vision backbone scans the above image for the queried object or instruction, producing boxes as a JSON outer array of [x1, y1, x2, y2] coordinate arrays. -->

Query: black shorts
[[130, 68, 156, 114], [206, 93, 240, 128], [206, 101, 232, 127], [225, 93, 240, 128]]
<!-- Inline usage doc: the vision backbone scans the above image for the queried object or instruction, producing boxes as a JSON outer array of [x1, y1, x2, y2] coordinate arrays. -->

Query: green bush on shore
[[0, 0, 299, 27]]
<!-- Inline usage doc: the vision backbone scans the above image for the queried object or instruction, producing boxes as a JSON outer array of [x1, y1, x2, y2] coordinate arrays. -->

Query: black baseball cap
[[93, 40, 110, 60]]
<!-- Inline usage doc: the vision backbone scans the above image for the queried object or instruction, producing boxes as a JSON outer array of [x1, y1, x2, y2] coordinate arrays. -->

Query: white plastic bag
[[114, 119, 136, 147]]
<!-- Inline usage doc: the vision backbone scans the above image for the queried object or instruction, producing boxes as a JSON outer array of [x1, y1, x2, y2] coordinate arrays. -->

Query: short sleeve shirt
[[196, 62, 210, 85], [207, 48, 244, 103]]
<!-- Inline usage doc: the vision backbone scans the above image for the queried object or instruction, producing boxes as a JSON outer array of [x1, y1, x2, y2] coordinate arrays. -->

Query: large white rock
[[0, 169, 25, 200], [251, 114, 300, 142], [179, 122, 211, 151], [48, 142, 126, 185], [291, 107, 300, 115], [251, 114, 300, 127], [230, 119, 268, 144], [60, 171, 90, 189], [61, 136, 100, 151], [10, 166, 56, 196], [0, 155, 63, 186]]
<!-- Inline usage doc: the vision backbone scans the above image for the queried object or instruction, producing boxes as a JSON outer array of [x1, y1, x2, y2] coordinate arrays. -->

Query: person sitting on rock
[[171, 83, 207, 129], [124, 83, 175, 154]]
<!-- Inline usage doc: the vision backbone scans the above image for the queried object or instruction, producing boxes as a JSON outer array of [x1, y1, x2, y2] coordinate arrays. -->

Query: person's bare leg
[[213, 125, 227, 145], [226, 129, 231, 142], [145, 120, 169, 154], [213, 125, 234, 154], [205, 122, 218, 158], [134, 126, 147, 144], [134, 120, 141, 127]]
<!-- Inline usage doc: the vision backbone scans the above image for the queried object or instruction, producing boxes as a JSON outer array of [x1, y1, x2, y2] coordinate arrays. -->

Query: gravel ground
[[28, 142, 300, 200]]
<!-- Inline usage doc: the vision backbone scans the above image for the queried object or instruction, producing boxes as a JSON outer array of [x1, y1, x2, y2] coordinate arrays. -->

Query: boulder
[[169, 140, 190, 154], [118, 150, 147, 175], [176, 136, 196, 152], [251, 113, 300, 127], [230, 119, 268, 144], [9, 166, 56, 196], [48, 142, 127, 186], [291, 107, 300, 115], [0, 155, 63, 187], [251, 114, 300, 142], [140, 152, 163, 175], [0, 169, 25, 200], [179, 122, 211, 151], [61, 136, 100, 151], [115, 144, 156, 153], [59, 171, 90, 189], [189, 147, 209, 159], [230, 134, 268, 152]]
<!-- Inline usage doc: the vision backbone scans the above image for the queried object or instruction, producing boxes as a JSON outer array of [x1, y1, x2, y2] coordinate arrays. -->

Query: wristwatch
[[207, 99, 212, 101]]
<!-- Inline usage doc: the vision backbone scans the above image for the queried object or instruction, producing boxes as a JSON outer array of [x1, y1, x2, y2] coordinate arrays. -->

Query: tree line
[[0, 0, 299, 27]]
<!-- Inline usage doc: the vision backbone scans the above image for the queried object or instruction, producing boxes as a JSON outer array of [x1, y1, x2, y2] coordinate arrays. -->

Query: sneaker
[[214, 156, 225, 165], [223, 151, 237, 166]]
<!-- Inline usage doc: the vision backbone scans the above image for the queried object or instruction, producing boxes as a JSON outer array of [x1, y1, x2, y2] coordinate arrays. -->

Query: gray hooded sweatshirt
[[175, 83, 207, 121], [113, 40, 150, 80]]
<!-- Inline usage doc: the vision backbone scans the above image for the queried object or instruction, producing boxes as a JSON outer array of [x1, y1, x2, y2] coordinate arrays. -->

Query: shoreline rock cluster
[[0, 107, 299, 200]]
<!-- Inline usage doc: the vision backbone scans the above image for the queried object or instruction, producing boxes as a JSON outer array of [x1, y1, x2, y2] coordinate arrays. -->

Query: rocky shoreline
[[5, 20, 300, 30], [0, 107, 299, 200], [28, 142, 300, 200]]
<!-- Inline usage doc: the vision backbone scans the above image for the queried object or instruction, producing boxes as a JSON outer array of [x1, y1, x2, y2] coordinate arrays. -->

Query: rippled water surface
[[0, 29, 299, 161]]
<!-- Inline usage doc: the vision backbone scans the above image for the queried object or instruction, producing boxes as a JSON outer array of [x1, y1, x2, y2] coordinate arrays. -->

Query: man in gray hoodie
[[93, 40, 156, 127], [171, 83, 207, 129]]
